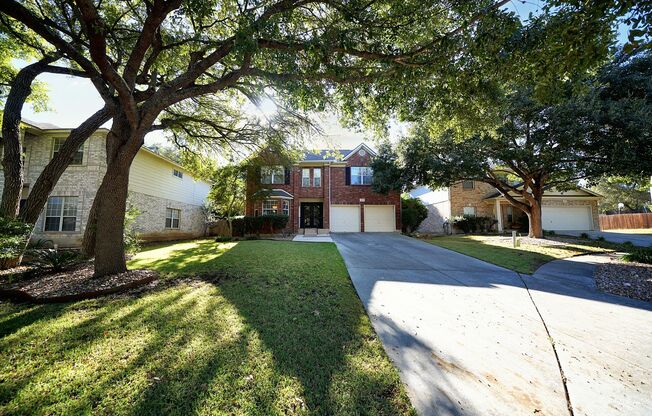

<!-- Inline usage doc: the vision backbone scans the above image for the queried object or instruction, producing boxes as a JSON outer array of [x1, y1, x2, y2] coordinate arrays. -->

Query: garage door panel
[[542, 206, 592, 231], [331, 205, 360, 232], [364, 205, 396, 232]]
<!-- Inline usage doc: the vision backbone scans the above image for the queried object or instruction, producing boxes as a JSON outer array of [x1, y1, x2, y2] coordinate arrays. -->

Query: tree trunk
[[19, 106, 112, 224], [528, 198, 544, 238], [81, 189, 100, 257], [0, 58, 56, 217], [91, 118, 142, 277]]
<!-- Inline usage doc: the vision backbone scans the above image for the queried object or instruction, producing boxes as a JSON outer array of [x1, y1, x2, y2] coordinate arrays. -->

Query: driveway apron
[[332, 233, 652, 416]]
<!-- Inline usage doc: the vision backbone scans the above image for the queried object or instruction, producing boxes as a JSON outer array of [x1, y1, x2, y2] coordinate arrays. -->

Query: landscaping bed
[[0, 262, 157, 303], [595, 259, 652, 302]]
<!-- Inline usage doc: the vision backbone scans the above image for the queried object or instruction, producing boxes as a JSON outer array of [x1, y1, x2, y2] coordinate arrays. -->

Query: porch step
[[303, 228, 318, 236]]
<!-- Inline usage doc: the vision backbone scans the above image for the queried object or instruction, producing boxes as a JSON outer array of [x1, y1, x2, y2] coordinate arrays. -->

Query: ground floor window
[[165, 208, 180, 229], [463, 206, 475, 216], [282, 200, 290, 216], [263, 200, 278, 215], [45, 196, 78, 231]]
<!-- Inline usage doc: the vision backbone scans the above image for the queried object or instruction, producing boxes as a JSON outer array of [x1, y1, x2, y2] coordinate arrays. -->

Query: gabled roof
[[301, 142, 377, 162], [343, 143, 376, 160], [252, 189, 294, 199], [303, 149, 351, 161]]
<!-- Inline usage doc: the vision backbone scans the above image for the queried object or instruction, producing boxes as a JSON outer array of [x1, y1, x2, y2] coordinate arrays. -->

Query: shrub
[[401, 197, 428, 233], [596, 236, 606, 242], [33, 249, 81, 272], [622, 248, 652, 264], [0, 217, 32, 269], [452, 215, 497, 234], [231, 214, 289, 236], [579, 232, 590, 239], [544, 230, 556, 236], [215, 236, 233, 242]]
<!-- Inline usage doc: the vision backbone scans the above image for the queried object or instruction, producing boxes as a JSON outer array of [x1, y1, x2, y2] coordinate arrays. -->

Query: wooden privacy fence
[[599, 213, 652, 230]]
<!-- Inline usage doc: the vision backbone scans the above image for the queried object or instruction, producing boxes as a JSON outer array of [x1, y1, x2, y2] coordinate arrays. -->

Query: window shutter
[[255, 166, 262, 183], [345, 167, 351, 185], [284, 166, 291, 184]]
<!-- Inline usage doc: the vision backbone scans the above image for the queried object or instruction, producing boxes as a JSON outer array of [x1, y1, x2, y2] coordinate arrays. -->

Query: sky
[[18, 1, 631, 153]]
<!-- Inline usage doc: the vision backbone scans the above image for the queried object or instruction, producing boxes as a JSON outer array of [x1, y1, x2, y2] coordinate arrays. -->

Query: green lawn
[[427, 235, 614, 274], [0, 239, 414, 415]]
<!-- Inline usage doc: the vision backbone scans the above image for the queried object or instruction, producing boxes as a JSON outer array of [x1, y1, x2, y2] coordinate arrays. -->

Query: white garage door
[[542, 206, 592, 231], [330, 205, 360, 232], [364, 205, 396, 232]]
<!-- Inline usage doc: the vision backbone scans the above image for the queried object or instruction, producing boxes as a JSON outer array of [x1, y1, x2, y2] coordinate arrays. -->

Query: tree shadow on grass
[[1, 240, 413, 415]]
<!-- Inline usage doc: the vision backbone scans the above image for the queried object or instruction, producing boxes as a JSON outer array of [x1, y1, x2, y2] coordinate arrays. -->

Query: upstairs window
[[462, 180, 474, 189], [45, 196, 78, 231], [351, 167, 373, 185], [302, 168, 310, 187], [53, 138, 83, 165], [261, 166, 285, 184], [173, 169, 183, 179], [165, 208, 180, 229], [313, 168, 321, 187]]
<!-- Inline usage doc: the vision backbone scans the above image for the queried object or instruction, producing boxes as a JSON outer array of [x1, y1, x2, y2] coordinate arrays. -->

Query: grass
[[0, 239, 414, 415], [426, 235, 615, 274]]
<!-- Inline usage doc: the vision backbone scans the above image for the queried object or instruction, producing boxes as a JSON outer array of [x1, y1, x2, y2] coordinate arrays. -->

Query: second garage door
[[364, 205, 396, 232], [330, 205, 361, 232], [542, 206, 592, 231]]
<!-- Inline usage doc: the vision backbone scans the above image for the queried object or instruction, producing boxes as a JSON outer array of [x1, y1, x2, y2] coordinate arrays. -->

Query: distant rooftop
[[302, 149, 351, 161], [22, 119, 64, 130]]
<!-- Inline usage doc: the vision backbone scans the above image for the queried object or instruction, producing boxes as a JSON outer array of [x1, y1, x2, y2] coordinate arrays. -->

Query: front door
[[300, 203, 323, 228]]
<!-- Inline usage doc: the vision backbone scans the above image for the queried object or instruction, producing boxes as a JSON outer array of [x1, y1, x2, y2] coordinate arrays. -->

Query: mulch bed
[[595, 260, 652, 303], [0, 262, 157, 303]]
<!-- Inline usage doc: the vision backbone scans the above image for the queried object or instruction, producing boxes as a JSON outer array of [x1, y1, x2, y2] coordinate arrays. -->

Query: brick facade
[[245, 145, 401, 233], [449, 181, 496, 218]]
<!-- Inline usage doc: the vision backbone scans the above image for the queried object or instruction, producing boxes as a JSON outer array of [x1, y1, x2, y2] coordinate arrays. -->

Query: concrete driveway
[[562, 230, 652, 247], [332, 233, 652, 416]]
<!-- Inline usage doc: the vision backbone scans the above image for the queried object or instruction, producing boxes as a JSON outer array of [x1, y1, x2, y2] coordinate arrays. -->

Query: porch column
[[495, 199, 503, 233]]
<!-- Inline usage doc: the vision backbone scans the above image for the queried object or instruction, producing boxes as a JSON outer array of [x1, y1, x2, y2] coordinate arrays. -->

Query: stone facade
[[0, 124, 210, 247], [129, 191, 206, 241], [413, 181, 601, 234], [245, 145, 401, 233], [449, 181, 496, 218]]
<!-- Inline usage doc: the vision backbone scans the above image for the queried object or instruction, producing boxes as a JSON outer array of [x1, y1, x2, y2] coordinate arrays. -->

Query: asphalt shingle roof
[[302, 149, 351, 161]]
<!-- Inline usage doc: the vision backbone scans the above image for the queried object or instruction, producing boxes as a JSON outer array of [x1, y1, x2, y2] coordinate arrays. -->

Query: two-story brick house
[[245, 143, 401, 233], [0, 120, 211, 247]]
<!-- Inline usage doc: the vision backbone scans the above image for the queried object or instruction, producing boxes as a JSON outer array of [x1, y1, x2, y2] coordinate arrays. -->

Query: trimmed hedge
[[452, 215, 497, 234], [232, 214, 289, 236]]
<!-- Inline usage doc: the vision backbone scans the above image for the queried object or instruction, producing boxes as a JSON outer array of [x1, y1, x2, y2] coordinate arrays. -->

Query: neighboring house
[[410, 181, 601, 234], [245, 143, 401, 233], [0, 120, 211, 247]]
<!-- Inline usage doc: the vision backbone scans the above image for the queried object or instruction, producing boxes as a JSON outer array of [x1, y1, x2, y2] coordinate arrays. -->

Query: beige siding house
[[410, 181, 601, 234], [0, 120, 211, 247]]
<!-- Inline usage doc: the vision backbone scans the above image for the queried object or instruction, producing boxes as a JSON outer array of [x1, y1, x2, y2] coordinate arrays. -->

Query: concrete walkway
[[562, 230, 652, 247], [291, 234, 333, 242], [332, 233, 652, 416]]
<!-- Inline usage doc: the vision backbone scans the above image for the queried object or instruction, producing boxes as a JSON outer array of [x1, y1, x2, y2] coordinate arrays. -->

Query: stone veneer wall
[[417, 199, 451, 234], [2, 131, 207, 247], [129, 191, 206, 241], [449, 181, 496, 218]]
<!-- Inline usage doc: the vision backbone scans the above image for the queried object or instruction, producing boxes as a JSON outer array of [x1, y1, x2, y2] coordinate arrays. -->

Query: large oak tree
[[2, 0, 528, 276]]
